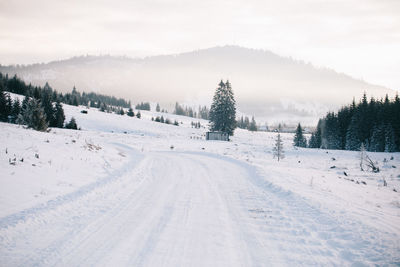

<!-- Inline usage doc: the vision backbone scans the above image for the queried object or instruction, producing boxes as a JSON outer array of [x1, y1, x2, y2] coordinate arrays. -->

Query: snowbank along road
[[0, 142, 399, 266]]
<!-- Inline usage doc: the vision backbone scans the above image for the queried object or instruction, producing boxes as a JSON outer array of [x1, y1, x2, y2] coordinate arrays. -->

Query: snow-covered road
[[0, 144, 399, 266]]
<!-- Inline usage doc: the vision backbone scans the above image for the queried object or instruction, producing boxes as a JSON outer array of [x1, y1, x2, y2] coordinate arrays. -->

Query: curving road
[[0, 144, 398, 266]]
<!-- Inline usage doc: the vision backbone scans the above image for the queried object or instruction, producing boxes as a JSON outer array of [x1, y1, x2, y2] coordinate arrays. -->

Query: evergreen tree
[[273, 133, 284, 161], [65, 117, 78, 129], [293, 123, 307, 147], [308, 133, 318, 148], [322, 112, 341, 149], [136, 111, 141, 119], [384, 124, 396, 152], [209, 80, 236, 135], [17, 96, 30, 125], [10, 99, 21, 123], [156, 103, 160, 112], [41, 85, 54, 124], [369, 123, 385, 152], [248, 116, 257, 131], [19, 98, 48, 131], [244, 116, 250, 129], [127, 108, 134, 117], [174, 102, 185, 115], [345, 113, 362, 150], [136, 102, 150, 111], [0, 88, 8, 121], [31, 99, 48, 131], [238, 116, 244, 129], [51, 101, 65, 128]]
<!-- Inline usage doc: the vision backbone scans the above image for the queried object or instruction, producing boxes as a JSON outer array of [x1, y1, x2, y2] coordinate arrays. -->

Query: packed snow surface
[[1, 103, 399, 266]]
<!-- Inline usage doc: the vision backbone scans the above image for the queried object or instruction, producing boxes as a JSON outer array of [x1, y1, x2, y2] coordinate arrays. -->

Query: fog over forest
[[1, 46, 395, 125]]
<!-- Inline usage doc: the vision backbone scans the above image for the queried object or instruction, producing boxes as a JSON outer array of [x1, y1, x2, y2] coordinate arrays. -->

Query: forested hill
[[309, 93, 400, 152], [0, 72, 133, 131], [0, 72, 131, 109], [0, 46, 395, 125]]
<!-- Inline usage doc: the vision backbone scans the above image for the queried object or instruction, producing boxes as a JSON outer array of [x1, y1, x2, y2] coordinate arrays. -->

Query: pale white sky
[[0, 0, 399, 90]]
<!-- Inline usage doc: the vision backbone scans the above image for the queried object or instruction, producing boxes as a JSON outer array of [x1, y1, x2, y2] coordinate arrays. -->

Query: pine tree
[[41, 84, 54, 124], [244, 116, 250, 129], [136, 111, 141, 119], [17, 96, 30, 125], [127, 108, 134, 117], [293, 123, 307, 147], [308, 132, 318, 148], [156, 103, 160, 112], [0, 88, 8, 122], [323, 112, 341, 149], [51, 101, 65, 128], [345, 113, 362, 151], [209, 80, 236, 135], [10, 99, 21, 123], [311, 120, 322, 148], [65, 117, 78, 129], [369, 124, 385, 152], [273, 133, 284, 161], [20, 98, 48, 131], [174, 102, 185, 115], [384, 124, 396, 152], [248, 116, 257, 131]]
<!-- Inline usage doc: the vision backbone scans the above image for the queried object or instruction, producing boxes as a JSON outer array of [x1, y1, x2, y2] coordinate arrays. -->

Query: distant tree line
[[0, 72, 71, 131], [71, 87, 131, 109], [308, 93, 400, 152], [174, 102, 210, 120], [135, 102, 151, 111], [1, 73, 130, 110], [151, 115, 179, 126], [237, 116, 257, 131]]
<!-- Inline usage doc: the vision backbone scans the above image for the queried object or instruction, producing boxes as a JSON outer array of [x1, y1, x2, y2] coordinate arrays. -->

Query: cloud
[[0, 0, 399, 89]]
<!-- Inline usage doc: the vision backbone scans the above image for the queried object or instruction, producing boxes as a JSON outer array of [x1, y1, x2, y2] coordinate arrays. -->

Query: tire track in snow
[[0, 143, 143, 230], [182, 151, 400, 265], [1, 148, 399, 266]]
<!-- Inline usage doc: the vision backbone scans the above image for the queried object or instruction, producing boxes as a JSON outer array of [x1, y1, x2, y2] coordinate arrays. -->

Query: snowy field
[[1, 102, 399, 266]]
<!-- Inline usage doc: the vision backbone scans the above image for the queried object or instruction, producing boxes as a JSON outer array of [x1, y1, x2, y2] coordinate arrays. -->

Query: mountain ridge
[[0, 45, 395, 125]]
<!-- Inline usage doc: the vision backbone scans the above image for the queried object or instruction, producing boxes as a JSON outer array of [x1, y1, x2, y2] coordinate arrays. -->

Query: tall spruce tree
[[209, 80, 236, 135], [384, 124, 396, 152], [10, 99, 21, 123], [41, 84, 54, 124], [309, 119, 322, 148], [51, 101, 65, 128], [293, 123, 307, 147], [369, 123, 385, 152], [17, 96, 30, 125], [22, 98, 48, 131], [0, 88, 8, 122]]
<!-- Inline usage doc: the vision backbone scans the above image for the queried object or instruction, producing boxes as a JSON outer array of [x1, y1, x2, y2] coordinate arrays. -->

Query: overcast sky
[[0, 0, 399, 90]]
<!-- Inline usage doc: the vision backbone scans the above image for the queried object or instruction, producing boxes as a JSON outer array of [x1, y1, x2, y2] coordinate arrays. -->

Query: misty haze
[[1, 0, 399, 266]]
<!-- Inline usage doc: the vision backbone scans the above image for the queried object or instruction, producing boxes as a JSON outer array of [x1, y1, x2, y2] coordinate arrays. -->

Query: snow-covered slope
[[1, 103, 399, 266]]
